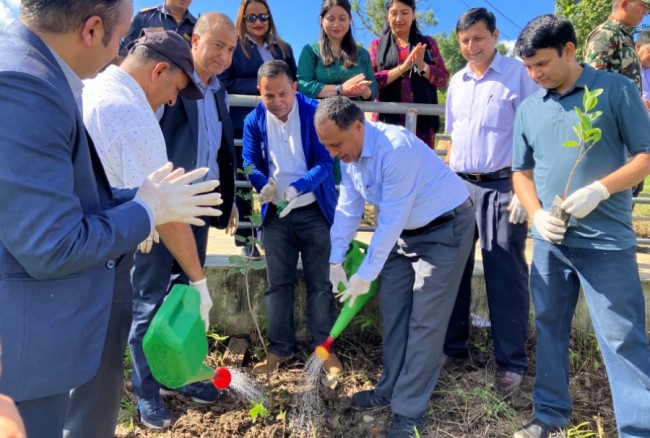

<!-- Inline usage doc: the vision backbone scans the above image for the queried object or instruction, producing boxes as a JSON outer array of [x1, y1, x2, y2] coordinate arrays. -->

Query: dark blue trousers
[[64, 254, 134, 437], [444, 178, 530, 373], [17, 392, 69, 438], [129, 224, 209, 399]]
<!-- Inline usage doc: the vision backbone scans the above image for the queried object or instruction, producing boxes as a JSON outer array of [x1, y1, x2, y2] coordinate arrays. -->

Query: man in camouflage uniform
[[583, 0, 650, 90], [119, 0, 196, 60]]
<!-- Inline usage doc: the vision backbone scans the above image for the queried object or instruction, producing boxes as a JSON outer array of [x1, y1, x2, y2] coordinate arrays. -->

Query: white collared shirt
[[266, 98, 316, 208], [82, 65, 168, 188]]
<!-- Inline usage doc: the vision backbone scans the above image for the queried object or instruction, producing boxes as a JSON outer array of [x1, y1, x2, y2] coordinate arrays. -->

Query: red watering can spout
[[314, 336, 334, 361], [212, 367, 232, 390]]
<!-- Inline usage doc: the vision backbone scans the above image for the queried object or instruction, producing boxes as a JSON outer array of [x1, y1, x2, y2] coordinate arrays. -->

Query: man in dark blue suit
[[0, 1, 222, 437], [128, 12, 238, 429]]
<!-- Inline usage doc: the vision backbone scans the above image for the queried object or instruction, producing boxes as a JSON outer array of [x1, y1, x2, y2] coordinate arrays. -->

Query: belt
[[456, 167, 512, 182], [401, 198, 472, 237]]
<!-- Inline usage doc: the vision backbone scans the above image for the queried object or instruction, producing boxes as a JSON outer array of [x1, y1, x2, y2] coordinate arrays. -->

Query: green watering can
[[142, 284, 215, 388], [315, 240, 379, 361]]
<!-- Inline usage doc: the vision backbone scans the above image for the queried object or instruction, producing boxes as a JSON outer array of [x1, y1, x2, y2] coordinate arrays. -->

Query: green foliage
[[249, 400, 270, 422], [562, 86, 604, 198], [438, 386, 517, 423], [555, 0, 611, 59], [566, 421, 597, 437], [351, 0, 437, 37]]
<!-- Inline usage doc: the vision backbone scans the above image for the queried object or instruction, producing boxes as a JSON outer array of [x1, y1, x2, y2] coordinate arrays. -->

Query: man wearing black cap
[[64, 30, 205, 437], [127, 13, 238, 430]]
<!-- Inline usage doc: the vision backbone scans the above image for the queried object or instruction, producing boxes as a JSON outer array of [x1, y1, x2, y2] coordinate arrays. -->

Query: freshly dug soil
[[115, 328, 615, 437]]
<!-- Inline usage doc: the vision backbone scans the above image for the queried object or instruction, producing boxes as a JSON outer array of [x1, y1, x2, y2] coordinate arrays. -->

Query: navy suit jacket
[[0, 21, 150, 401], [219, 41, 297, 134], [159, 86, 236, 228]]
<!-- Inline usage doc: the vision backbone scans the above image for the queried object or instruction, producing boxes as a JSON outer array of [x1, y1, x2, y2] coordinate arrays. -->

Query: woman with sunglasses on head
[[219, 0, 297, 260], [369, 0, 449, 149]]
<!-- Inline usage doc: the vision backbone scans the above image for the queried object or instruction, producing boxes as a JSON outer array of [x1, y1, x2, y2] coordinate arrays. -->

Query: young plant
[[562, 86, 604, 199], [228, 164, 268, 360], [249, 400, 270, 422]]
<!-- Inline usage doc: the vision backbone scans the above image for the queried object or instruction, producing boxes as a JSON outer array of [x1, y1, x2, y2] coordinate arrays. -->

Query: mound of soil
[[115, 328, 615, 437]]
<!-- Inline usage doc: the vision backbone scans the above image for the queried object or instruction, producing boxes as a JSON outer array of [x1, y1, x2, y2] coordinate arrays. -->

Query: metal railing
[[229, 94, 650, 244]]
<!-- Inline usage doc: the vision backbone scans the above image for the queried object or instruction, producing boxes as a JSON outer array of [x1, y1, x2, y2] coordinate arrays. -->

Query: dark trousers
[[64, 254, 134, 437], [374, 200, 475, 419], [444, 179, 530, 373], [17, 392, 70, 438], [235, 144, 254, 247], [129, 224, 209, 399], [261, 203, 335, 356]]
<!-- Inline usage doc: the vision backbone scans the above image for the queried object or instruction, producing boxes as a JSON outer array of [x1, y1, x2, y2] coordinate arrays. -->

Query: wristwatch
[[335, 84, 342, 96], [414, 63, 427, 77]]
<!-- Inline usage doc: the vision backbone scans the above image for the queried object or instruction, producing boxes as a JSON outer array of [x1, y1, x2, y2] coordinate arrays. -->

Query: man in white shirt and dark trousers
[[315, 96, 475, 438], [67, 29, 208, 436], [242, 60, 341, 376]]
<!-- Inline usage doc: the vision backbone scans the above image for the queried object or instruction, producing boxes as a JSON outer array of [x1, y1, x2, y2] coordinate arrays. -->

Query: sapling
[[550, 86, 603, 224]]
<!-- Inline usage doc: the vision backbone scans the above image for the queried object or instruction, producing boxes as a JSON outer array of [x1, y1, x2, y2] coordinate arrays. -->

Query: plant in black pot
[[550, 86, 604, 229]]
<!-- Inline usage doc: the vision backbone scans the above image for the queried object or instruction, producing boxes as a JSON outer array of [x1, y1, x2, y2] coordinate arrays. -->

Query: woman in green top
[[297, 0, 378, 102]]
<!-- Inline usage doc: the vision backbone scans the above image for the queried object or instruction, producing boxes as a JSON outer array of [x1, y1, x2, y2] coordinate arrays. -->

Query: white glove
[[258, 178, 277, 204], [278, 186, 300, 219], [135, 163, 223, 226], [190, 278, 212, 332], [338, 274, 371, 308], [137, 229, 159, 253], [533, 209, 567, 243], [561, 181, 610, 219], [507, 194, 528, 224], [329, 263, 349, 293], [226, 205, 238, 236]]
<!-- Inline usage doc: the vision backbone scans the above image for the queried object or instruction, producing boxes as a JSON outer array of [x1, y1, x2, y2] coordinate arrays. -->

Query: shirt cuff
[[132, 198, 155, 232], [329, 245, 348, 265]]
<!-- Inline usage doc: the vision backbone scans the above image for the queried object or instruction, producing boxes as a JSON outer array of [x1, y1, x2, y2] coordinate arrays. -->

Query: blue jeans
[[531, 240, 650, 437], [262, 203, 335, 356]]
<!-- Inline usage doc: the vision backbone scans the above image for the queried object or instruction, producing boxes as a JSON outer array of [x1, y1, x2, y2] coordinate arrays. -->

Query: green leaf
[[227, 267, 246, 276], [249, 401, 269, 422], [250, 260, 267, 270], [250, 215, 263, 228], [234, 235, 247, 243], [563, 140, 580, 147], [228, 255, 247, 267], [590, 129, 602, 143]]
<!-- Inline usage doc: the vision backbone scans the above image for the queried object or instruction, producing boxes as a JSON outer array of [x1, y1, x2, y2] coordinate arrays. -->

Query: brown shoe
[[322, 352, 343, 376], [252, 353, 290, 375], [496, 371, 523, 393]]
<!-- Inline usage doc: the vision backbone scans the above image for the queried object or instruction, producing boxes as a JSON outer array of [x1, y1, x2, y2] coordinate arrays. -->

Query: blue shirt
[[513, 64, 650, 250], [330, 121, 469, 280], [195, 74, 223, 181], [446, 52, 538, 173]]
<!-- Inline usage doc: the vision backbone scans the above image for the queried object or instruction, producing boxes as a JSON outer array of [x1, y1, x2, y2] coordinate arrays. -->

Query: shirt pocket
[[483, 95, 513, 133]]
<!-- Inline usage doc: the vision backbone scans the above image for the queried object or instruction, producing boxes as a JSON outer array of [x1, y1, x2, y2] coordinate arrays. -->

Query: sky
[[0, 0, 558, 51]]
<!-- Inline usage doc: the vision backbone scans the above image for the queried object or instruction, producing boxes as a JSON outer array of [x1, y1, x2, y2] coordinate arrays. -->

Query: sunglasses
[[244, 13, 270, 23]]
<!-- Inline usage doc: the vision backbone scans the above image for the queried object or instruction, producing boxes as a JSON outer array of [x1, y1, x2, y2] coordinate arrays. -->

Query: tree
[[555, 0, 611, 57], [351, 0, 437, 37]]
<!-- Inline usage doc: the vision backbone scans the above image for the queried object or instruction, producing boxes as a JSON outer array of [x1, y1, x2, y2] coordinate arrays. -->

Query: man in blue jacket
[[242, 60, 341, 376]]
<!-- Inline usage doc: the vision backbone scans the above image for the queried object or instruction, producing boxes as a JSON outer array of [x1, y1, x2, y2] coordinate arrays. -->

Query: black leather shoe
[[496, 371, 523, 393], [350, 390, 390, 411], [513, 419, 566, 438]]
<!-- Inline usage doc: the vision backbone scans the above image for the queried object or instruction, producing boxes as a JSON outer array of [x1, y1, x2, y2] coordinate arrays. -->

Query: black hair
[[318, 0, 359, 68], [382, 0, 422, 39], [514, 14, 577, 59], [257, 60, 293, 84], [456, 8, 496, 34], [314, 96, 364, 130], [21, 0, 123, 45]]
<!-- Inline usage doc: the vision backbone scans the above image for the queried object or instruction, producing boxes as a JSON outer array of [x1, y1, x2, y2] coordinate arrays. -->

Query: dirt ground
[[114, 326, 615, 438]]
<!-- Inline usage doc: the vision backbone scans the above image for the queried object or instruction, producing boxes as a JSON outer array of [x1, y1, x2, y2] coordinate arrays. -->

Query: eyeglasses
[[244, 13, 270, 23]]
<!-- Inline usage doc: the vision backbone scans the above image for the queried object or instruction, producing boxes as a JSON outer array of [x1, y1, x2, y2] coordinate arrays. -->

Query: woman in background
[[369, 0, 449, 149], [298, 0, 377, 182], [297, 0, 377, 101], [219, 0, 297, 259]]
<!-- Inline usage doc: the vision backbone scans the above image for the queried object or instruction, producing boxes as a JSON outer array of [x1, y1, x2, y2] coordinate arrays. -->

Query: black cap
[[129, 28, 203, 100]]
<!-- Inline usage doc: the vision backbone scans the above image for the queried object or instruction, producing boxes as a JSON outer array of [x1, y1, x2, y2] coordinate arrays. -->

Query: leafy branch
[[562, 86, 603, 199]]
